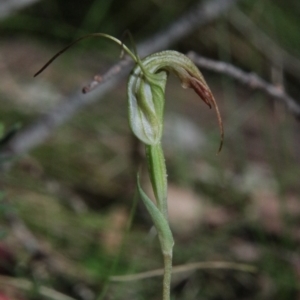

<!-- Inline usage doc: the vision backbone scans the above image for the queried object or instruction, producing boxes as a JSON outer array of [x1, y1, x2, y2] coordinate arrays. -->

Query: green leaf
[[137, 175, 174, 255], [145, 144, 168, 218]]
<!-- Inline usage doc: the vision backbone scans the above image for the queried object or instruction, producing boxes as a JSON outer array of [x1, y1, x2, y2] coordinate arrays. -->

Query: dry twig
[[187, 51, 300, 118], [84, 0, 239, 93], [110, 261, 256, 282]]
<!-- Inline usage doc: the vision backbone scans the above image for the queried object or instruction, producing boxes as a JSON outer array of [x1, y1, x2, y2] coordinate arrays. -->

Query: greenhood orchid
[[128, 50, 223, 150], [34, 33, 224, 300]]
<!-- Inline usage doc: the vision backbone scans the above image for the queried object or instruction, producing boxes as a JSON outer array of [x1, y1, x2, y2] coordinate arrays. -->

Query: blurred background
[[1, 0, 300, 299]]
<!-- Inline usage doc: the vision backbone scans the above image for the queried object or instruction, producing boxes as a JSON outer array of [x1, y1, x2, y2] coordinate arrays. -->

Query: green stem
[[163, 251, 173, 300], [145, 143, 168, 219], [145, 143, 173, 300]]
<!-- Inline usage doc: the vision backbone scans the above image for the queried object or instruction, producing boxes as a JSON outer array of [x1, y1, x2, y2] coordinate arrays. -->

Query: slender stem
[[163, 252, 173, 300], [145, 143, 168, 219], [145, 143, 173, 300]]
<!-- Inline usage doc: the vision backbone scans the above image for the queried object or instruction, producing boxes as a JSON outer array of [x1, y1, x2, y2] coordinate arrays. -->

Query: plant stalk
[[145, 143, 168, 219], [145, 142, 173, 300], [162, 251, 173, 300]]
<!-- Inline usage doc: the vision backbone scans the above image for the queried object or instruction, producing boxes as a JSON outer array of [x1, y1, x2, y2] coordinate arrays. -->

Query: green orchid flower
[[128, 50, 223, 151]]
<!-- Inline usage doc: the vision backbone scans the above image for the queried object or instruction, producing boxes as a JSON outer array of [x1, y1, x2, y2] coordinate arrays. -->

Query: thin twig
[[84, 0, 239, 93], [187, 51, 300, 118], [82, 58, 131, 93], [0, 0, 240, 168], [110, 261, 257, 282]]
